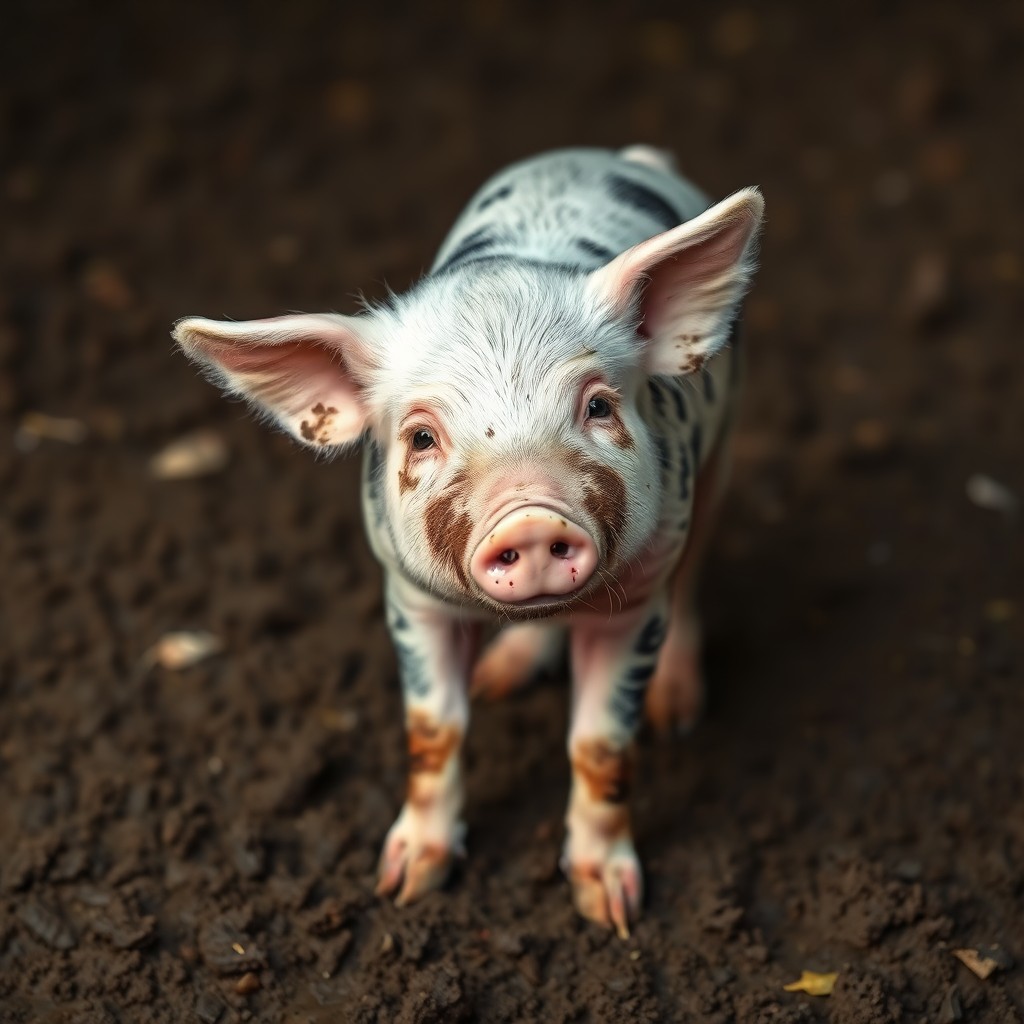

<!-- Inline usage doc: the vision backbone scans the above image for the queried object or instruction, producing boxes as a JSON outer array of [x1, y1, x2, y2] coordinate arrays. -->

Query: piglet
[[174, 146, 763, 936]]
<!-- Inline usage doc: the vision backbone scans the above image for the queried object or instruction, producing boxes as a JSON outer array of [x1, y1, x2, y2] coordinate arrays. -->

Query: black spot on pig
[[611, 661, 658, 734], [702, 368, 715, 403], [690, 423, 703, 468], [393, 634, 430, 699], [606, 174, 683, 231], [387, 601, 409, 633], [647, 379, 667, 417], [635, 615, 668, 656], [477, 185, 512, 211], [434, 227, 497, 274], [678, 442, 691, 501], [654, 435, 671, 472], [576, 238, 616, 263], [669, 384, 688, 422]]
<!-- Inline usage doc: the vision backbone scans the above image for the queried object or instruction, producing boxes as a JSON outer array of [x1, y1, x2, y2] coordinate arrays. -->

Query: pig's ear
[[587, 187, 764, 375], [173, 313, 378, 449]]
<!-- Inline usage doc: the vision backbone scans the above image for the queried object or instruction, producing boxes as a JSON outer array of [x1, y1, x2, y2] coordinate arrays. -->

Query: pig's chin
[[467, 571, 605, 621], [475, 593, 571, 621]]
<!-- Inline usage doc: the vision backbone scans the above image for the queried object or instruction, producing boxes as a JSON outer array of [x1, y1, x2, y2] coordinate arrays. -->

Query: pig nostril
[[550, 541, 570, 558], [498, 550, 519, 565]]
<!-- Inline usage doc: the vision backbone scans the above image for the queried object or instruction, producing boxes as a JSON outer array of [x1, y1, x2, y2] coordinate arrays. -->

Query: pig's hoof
[[375, 810, 465, 906], [564, 839, 643, 939], [470, 624, 563, 701]]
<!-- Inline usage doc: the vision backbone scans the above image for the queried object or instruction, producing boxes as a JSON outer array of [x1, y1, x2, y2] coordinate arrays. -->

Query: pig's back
[[431, 148, 712, 275]]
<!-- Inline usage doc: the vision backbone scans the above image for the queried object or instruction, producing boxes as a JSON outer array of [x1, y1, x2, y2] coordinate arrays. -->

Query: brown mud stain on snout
[[572, 738, 633, 804], [406, 711, 461, 807], [424, 471, 474, 588], [565, 452, 628, 563], [300, 402, 338, 444]]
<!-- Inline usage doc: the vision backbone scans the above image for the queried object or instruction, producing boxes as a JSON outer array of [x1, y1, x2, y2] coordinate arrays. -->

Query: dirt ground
[[2, 3, 1023, 1022]]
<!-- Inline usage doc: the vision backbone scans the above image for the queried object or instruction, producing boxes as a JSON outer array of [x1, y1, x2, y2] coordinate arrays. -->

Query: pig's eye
[[587, 397, 612, 419], [411, 429, 435, 451]]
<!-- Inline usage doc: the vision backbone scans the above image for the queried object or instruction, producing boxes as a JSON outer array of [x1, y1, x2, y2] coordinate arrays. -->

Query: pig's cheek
[[625, 432, 665, 533], [389, 453, 441, 511]]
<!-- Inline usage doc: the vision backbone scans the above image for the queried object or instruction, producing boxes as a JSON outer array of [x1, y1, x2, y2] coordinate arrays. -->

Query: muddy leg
[[376, 581, 477, 905]]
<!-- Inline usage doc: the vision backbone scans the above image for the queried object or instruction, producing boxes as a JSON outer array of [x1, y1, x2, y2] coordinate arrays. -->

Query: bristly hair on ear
[[586, 187, 764, 376], [173, 312, 381, 451]]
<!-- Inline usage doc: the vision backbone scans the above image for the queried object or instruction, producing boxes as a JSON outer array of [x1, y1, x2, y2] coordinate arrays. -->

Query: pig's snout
[[470, 507, 597, 603]]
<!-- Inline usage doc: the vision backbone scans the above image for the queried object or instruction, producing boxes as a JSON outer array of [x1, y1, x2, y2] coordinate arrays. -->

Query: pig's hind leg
[[645, 440, 730, 734], [376, 582, 478, 905], [470, 623, 565, 701]]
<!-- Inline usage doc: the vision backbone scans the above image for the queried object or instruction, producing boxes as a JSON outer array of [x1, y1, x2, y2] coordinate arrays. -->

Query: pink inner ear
[[209, 337, 367, 446], [642, 222, 752, 336]]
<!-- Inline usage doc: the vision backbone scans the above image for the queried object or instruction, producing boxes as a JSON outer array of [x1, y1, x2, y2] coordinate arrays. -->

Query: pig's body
[[174, 147, 763, 936]]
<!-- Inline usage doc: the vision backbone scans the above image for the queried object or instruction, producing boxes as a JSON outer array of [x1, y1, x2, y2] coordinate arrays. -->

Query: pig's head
[[174, 188, 763, 616]]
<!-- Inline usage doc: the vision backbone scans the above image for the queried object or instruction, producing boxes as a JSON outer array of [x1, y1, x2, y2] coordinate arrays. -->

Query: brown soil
[[2, 3, 1022, 1022]]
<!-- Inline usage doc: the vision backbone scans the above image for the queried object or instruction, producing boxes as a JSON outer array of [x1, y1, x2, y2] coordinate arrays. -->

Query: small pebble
[[150, 429, 229, 480], [903, 252, 953, 328], [235, 972, 261, 995], [711, 965, 736, 986], [939, 984, 963, 1023], [966, 474, 1018, 515], [893, 859, 922, 881], [17, 898, 77, 950], [491, 928, 524, 957], [195, 991, 225, 1024], [15, 412, 88, 451], [144, 631, 224, 670]]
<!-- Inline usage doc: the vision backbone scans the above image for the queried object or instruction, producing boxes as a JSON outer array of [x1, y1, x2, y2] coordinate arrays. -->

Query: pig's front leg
[[376, 578, 478, 905], [565, 599, 668, 937]]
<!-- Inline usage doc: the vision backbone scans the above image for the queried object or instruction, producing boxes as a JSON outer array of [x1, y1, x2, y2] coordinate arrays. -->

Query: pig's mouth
[[472, 583, 601, 622]]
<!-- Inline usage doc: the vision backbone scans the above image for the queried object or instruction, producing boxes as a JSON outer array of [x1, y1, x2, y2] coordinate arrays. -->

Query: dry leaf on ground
[[783, 971, 839, 996], [952, 946, 1013, 980]]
